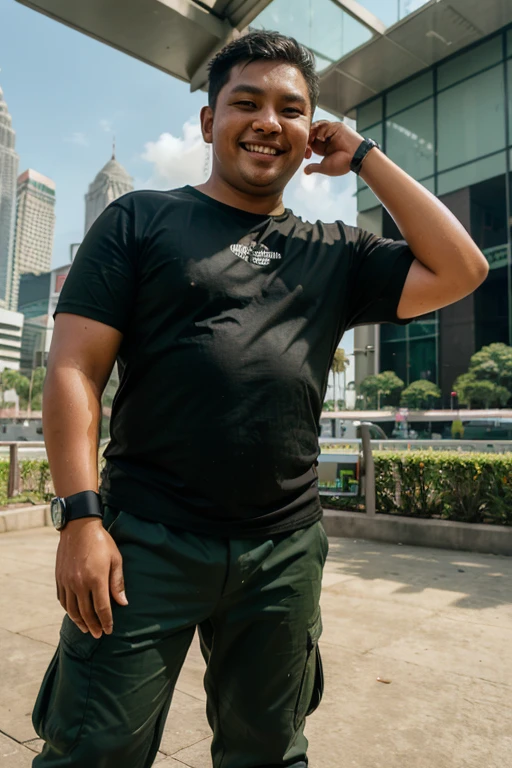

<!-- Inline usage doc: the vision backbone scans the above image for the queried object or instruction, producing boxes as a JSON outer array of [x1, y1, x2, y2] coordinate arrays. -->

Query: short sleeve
[[55, 200, 137, 333], [343, 225, 415, 329]]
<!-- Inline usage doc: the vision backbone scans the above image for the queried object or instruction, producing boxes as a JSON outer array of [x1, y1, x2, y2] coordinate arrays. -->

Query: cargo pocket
[[294, 610, 324, 730], [32, 616, 103, 753]]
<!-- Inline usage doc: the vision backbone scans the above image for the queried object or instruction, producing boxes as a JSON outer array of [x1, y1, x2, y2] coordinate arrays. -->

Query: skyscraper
[[84, 144, 133, 234], [10, 169, 56, 310], [0, 86, 19, 309]]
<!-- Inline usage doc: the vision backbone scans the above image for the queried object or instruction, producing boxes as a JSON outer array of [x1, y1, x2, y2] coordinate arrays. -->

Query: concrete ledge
[[322, 508, 512, 556], [0, 504, 51, 533]]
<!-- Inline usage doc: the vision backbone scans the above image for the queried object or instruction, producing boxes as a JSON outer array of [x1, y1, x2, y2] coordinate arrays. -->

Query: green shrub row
[[2, 454, 511, 528], [0, 459, 52, 506], [321, 451, 512, 526]]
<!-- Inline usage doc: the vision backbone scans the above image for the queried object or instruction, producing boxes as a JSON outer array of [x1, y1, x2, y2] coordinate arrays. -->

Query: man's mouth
[[239, 143, 284, 156]]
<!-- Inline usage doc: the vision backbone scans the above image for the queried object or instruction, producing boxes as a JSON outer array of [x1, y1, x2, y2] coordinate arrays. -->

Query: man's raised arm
[[44, 313, 126, 639], [305, 120, 489, 319]]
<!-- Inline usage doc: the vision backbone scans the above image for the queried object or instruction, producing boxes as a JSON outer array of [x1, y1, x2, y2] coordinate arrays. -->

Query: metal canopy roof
[[15, 0, 512, 116], [322, 0, 512, 117], [13, 0, 274, 86]]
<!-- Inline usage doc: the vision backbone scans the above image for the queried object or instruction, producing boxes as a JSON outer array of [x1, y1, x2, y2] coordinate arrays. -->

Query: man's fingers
[[57, 582, 67, 612], [304, 162, 324, 175], [92, 581, 114, 635], [65, 592, 89, 633], [77, 591, 103, 639], [110, 554, 128, 607]]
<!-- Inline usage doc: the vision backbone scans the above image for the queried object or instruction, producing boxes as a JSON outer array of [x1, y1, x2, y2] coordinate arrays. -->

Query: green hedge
[[322, 451, 512, 526], [0, 459, 53, 506]]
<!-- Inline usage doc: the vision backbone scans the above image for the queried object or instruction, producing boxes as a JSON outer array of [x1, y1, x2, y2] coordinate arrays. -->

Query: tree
[[330, 348, 349, 410], [360, 371, 404, 408], [454, 375, 510, 409], [28, 367, 46, 412], [0, 369, 30, 408], [400, 379, 441, 410], [468, 343, 512, 389]]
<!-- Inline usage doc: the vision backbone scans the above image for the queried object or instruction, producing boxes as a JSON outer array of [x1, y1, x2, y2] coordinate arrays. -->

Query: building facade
[[84, 150, 133, 234], [0, 307, 24, 372], [0, 86, 19, 310], [10, 169, 56, 311], [18, 265, 70, 375], [353, 26, 512, 403]]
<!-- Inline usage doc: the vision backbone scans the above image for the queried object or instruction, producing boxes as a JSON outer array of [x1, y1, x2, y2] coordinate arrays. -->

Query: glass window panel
[[252, 0, 373, 74], [409, 337, 437, 383], [357, 185, 379, 212], [386, 72, 433, 116], [508, 29, 512, 58], [355, 0, 430, 27], [437, 152, 506, 196], [438, 37, 503, 91], [509, 61, 512, 145], [438, 66, 505, 171], [357, 99, 382, 132], [386, 98, 434, 179]]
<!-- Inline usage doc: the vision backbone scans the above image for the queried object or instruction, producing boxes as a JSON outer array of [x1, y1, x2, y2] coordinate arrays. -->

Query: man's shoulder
[[111, 186, 192, 214], [286, 210, 352, 246]]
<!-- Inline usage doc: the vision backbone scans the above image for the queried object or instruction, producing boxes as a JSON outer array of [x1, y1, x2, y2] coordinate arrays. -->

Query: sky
[[0, 0, 357, 379]]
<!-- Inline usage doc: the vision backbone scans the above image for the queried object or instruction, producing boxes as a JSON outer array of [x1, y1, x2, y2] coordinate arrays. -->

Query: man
[[32, 30, 488, 768]]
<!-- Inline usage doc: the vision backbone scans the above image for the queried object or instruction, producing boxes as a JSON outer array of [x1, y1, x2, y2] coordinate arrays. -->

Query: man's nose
[[252, 111, 282, 134]]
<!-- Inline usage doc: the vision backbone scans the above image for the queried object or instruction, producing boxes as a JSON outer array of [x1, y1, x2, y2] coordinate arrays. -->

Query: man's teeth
[[244, 144, 278, 155]]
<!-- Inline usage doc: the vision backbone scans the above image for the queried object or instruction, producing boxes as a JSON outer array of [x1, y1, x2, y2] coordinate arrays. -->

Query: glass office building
[[354, 28, 512, 400]]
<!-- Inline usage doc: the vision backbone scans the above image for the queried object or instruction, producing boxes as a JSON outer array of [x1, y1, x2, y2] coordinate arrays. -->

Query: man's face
[[201, 59, 313, 196]]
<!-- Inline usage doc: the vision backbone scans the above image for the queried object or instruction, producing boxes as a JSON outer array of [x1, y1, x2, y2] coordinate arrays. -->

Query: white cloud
[[141, 120, 209, 189], [65, 132, 88, 147], [100, 118, 113, 133], [284, 162, 357, 227]]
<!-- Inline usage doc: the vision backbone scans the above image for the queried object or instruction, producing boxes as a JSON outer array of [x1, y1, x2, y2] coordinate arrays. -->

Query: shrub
[[321, 450, 512, 526]]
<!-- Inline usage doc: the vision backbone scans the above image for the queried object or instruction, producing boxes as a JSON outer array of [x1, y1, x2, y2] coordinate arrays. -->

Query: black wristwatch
[[350, 138, 380, 175], [50, 490, 103, 531]]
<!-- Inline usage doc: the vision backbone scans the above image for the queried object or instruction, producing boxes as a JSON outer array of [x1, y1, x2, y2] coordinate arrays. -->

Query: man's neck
[[195, 176, 285, 217]]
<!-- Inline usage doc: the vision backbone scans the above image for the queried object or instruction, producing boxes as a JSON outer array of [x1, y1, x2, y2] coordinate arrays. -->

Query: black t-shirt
[[56, 185, 414, 537]]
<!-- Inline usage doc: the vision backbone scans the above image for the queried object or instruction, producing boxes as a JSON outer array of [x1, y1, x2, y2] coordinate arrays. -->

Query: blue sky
[[1, 0, 356, 374]]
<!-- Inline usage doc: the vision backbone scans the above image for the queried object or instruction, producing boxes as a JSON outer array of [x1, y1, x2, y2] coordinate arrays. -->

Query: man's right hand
[[55, 517, 128, 638]]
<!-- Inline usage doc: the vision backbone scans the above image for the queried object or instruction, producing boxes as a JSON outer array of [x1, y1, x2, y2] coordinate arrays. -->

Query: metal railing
[[0, 441, 47, 497]]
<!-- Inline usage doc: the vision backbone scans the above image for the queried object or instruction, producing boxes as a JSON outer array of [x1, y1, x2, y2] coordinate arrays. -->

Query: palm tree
[[331, 349, 349, 410]]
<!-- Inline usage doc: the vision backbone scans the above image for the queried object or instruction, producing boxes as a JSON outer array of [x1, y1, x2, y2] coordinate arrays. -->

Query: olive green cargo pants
[[32, 507, 328, 768]]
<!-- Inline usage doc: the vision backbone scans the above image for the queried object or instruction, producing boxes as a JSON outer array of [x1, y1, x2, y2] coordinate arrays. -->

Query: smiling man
[[32, 30, 488, 768]]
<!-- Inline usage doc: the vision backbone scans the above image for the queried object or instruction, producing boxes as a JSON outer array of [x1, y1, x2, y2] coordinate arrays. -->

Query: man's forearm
[[359, 149, 488, 287], [43, 366, 101, 497]]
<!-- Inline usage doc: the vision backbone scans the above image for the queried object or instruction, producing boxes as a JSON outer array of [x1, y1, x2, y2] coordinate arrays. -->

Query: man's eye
[[235, 100, 256, 108], [283, 108, 302, 116]]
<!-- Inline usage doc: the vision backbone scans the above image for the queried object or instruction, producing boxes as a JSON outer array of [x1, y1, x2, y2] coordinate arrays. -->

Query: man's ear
[[200, 105, 214, 144]]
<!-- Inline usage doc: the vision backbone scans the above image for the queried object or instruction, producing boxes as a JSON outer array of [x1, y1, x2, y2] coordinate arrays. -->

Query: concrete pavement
[[0, 527, 511, 767]]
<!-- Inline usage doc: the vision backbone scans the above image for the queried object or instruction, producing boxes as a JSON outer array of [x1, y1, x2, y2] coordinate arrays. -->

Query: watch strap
[[65, 490, 103, 523], [350, 138, 380, 175]]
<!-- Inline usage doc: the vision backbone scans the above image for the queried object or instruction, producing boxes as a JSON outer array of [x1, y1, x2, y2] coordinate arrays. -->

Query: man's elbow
[[470, 252, 489, 289]]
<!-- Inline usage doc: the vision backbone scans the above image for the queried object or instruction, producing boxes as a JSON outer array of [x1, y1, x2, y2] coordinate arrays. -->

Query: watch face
[[50, 497, 66, 530]]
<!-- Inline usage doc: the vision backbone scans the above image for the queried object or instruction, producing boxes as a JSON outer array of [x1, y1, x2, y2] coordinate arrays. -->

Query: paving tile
[[306, 644, 512, 768], [18, 623, 61, 648], [0, 575, 64, 633], [372, 614, 512, 685], [0, 732, 35, 767], [170, 737, 211, 767], [159, 690, 210, 755], [319, 589, 435, 653], [0, 628, 55, 742], [22, 738, 43, 754]]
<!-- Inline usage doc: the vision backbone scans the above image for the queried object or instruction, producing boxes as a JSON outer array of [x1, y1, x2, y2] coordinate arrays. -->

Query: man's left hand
[[305, 121, 365, 177]]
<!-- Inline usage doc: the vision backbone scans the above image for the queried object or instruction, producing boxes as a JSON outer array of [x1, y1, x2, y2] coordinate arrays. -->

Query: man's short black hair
[[207, 30, 320, 114]]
